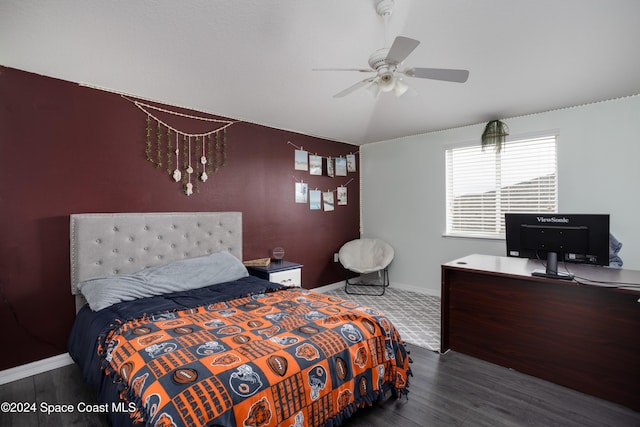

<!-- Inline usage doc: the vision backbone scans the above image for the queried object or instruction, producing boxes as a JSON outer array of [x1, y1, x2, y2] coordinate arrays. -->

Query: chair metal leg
[[344, 268, 390, 296]]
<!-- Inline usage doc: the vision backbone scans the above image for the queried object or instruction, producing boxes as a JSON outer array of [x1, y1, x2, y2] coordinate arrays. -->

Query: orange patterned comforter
[[101, 287, 411, 427]]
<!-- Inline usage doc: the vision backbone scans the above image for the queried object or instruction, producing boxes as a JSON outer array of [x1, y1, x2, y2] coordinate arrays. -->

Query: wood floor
[[1, 344, 638, 427]]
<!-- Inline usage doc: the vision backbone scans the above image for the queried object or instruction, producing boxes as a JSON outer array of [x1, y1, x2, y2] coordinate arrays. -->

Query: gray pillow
[[77, 251, 248, 311]]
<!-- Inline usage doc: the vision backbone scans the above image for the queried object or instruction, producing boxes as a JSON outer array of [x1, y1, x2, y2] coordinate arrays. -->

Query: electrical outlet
[[334, 253, 339, 262]]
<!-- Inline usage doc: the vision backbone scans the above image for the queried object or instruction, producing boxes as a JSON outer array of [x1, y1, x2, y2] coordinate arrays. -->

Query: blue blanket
[[69, 276, 285, 426]]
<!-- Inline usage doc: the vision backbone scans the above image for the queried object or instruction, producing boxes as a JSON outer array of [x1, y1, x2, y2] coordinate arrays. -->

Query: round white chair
[[338, 238, 394, 296]]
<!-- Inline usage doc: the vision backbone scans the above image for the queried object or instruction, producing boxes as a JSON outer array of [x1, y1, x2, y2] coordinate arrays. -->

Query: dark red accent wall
[[0, 66, 360, 370]]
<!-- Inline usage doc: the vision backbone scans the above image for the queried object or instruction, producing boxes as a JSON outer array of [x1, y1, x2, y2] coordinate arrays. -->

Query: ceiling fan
[[314, 0, 469, 98]]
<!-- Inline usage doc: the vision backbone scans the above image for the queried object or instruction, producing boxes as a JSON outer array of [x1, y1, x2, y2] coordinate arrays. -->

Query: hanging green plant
[[481, 120, 509, 153]]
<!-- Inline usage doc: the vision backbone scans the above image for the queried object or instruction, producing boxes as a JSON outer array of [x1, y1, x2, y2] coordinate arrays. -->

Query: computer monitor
[[505, 213, 610, 280]]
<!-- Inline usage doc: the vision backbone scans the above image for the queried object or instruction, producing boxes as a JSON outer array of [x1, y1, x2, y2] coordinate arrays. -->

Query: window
[[445, 135, 557, 238]]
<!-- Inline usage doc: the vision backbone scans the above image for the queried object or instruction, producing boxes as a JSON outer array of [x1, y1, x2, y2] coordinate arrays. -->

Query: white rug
[[323, 286, 441, 352]]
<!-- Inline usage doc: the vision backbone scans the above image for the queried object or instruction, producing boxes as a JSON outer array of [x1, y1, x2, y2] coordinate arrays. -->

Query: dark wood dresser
[[441, 254, 640, 411]]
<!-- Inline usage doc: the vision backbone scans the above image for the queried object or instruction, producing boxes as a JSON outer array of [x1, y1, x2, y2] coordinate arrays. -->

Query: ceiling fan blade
[[385, 36, 420, 65], [313, 68, 374, 73], [405, 67, 469, 83], [333, 77, 377, 98]]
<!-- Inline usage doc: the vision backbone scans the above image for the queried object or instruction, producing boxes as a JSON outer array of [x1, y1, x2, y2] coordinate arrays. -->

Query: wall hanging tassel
[[200, 135, 208, 182], [166, 127, 172, 176], [145, 115, 153, 163], [156, 121, 162, 167], [185, 136, 194, 195], [172, 132, 181, 182], [222, 128, 227, 167], [214, 131, 222, 172]]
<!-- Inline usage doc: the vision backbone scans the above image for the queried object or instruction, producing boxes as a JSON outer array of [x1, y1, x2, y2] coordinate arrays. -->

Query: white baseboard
[[0, 353, 74, 385], [313, 280, 440, 297], [390, 281, 441, 297], [313, 280, 346, 293]]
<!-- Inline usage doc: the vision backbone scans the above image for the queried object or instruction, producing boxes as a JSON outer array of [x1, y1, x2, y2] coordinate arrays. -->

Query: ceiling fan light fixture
[[367, 80, 382, 98], [379, 72, 395, 92], [393, 77, 409, 97]]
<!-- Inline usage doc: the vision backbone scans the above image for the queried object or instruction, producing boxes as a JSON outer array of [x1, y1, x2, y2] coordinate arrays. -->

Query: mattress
[[68, 275, 411, 427]]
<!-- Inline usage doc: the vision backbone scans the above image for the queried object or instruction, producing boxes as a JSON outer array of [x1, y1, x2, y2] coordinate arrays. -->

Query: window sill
[[442, 233, 505, 241]]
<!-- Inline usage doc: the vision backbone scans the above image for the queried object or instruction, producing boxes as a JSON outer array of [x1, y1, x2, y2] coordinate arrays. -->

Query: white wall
[[361, 95, 640, 295]]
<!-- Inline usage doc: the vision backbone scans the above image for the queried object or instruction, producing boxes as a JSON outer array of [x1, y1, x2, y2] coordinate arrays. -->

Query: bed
[[68, 212, 410, 427]]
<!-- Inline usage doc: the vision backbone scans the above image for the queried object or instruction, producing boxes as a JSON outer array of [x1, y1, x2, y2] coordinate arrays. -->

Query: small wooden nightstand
[[246, 261, 303, 287]]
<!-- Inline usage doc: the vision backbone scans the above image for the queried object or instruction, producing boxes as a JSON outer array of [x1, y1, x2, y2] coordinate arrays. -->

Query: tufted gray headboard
[[70, 212, 242, 311]]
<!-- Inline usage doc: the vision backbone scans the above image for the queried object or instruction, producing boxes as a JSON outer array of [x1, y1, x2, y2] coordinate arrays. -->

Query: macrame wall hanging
[[124, 96, 239, 195]]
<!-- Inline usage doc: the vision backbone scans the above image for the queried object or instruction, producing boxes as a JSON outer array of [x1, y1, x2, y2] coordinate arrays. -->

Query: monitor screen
[[505, 213, 610, 279]]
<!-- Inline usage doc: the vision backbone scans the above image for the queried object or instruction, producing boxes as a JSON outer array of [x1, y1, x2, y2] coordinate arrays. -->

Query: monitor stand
[[531, 252, 574, 280]]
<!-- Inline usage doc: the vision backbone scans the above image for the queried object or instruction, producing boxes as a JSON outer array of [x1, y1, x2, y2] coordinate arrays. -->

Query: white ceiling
[[2, 0, 640, 145]]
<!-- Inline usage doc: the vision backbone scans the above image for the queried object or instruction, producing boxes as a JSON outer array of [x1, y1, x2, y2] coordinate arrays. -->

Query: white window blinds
[[445, 135, 557, 237]]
